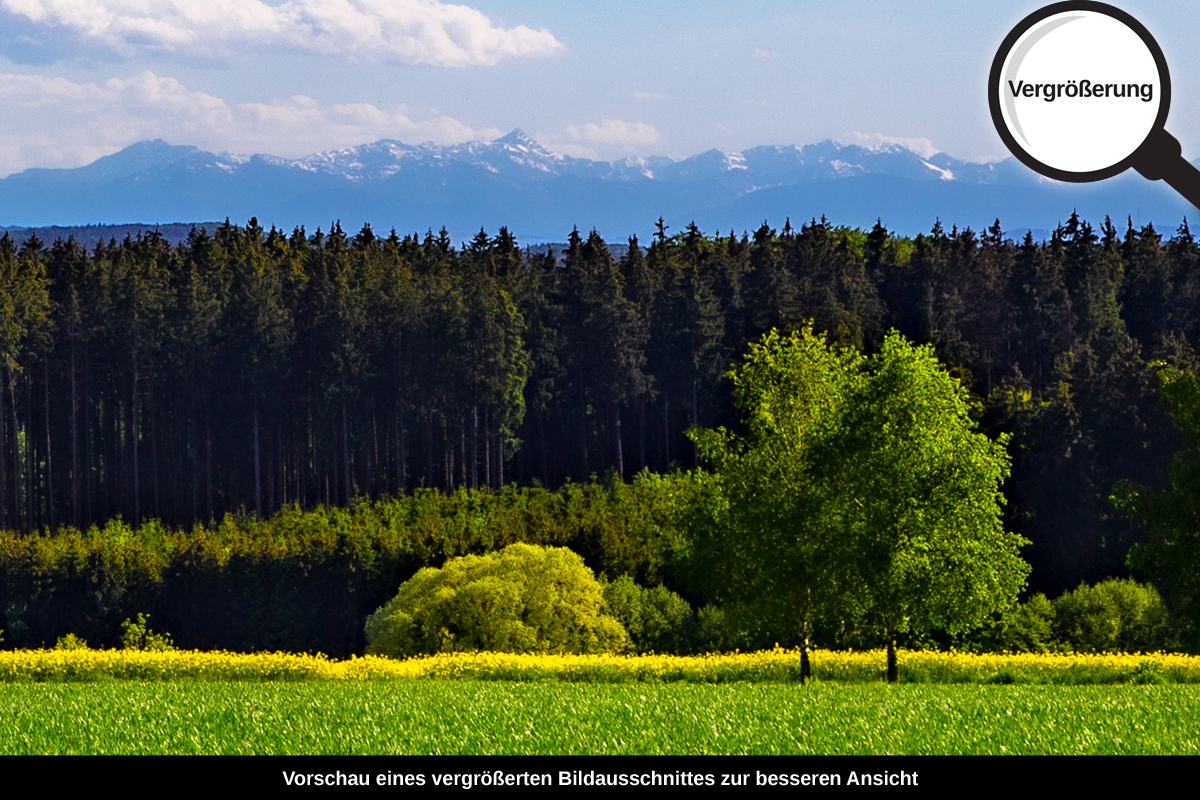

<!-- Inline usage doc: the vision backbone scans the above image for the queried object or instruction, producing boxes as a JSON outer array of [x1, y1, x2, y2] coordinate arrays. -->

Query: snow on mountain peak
[[923, 161, 955, 181], [4, 132, 997, 198], [835, 132, 942, 160], [493, 129, 537, 147]]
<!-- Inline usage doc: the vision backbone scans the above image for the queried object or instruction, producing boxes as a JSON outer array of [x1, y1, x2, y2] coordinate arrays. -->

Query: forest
[[0, 210, 1194, 605]]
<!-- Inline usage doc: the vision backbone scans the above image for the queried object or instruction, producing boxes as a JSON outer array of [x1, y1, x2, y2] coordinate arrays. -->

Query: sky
[[3, 1, 1200, 177]]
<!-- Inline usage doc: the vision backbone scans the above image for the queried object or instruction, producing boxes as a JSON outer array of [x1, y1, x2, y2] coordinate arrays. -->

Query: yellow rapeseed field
[[1, 647, 1198, 684]]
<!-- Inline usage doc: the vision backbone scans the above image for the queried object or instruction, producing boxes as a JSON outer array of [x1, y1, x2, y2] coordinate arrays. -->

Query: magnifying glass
[[990, 1, 1200, 209]]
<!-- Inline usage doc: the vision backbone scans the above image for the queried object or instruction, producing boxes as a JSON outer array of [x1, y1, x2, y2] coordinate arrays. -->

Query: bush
[[54, 633, 88, 650], [601, 576, 697, 654], [968, 593, 1059, 653], [1002, 593, 1058, 652], [1053, 578, 1171, 653], [364, 543, 629, 657], [120, 613, 175, 652]]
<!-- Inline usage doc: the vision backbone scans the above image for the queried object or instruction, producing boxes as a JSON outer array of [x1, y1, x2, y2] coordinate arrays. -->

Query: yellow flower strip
[[2, 648, 1200, 683]]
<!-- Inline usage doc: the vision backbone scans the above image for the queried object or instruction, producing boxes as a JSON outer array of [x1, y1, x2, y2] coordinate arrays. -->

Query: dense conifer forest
[[0, 212, 1194, 598]]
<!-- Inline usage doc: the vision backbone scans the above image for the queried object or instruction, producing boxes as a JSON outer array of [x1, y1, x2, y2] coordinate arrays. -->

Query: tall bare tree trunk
[[459, 418, 467, 489], [471, 405, 478, 490], [539, 407, 549, 487], [341, 381, 351, 504], [268, 424, 277, 511], [799, 596, 812, 684], [397, 410, 406, 494], [132, 353, 139, 526], [0, 364, 6, 529], [71, 341, 79, 528], [205, 412, 213, 521], [26, 375, 34, 529], [886, 628, 899, 684], [276, 427, 283, 508], [638, 398, 645, 472], [151, 406, 159, 521], [396, 336, 406, 493], [371, 410, 379, 499], [44, 361, 53, 531], [484, 407, 492, 490], [84, 351, 92, 525], [495, 409, 503, 488], [579, 385, 588, 480], [692, 377, 699, 467], [614, 405, 624, 481], [253, 397, 262, 520], [10, 366, 22, 529], [425, 411, 433, 489], [662, 386, 670, 469]]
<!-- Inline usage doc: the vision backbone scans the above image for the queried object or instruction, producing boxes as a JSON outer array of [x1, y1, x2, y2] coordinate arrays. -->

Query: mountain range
[[1, 130, 1196, 242]]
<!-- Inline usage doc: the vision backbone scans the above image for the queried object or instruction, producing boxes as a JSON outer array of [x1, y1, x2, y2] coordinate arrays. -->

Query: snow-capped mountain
[[219, 131, 1017, 186], [0, 131, 1192, 240]]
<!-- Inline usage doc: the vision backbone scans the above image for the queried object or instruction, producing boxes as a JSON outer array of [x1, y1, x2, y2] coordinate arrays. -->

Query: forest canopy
[[0, 211, 1192, 598]]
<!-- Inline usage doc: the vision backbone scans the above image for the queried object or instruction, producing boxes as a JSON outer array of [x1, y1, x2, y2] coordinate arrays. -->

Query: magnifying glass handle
[[1132, 128, 1200, 211]]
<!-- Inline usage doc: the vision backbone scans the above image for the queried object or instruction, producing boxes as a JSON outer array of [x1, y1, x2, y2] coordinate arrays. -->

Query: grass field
[[3, 681, 1199, 755], [5, 649, 1197, 756]]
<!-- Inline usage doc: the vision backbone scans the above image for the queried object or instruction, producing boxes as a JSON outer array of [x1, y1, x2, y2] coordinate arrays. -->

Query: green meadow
[[3, 681, 1198, 755]]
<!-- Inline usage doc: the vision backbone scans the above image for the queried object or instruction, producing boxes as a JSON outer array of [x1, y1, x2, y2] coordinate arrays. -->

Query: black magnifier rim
[[989, 0, 1171, 183]]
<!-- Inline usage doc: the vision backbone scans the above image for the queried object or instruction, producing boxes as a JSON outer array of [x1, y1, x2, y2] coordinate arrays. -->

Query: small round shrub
[[1053, 578, 1171, 653], [54, 633, 89, 650], [364, 543, 629, 657]]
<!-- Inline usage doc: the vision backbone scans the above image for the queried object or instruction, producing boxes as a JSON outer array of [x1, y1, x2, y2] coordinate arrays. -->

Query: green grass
[[3, 681, 1198, 755]]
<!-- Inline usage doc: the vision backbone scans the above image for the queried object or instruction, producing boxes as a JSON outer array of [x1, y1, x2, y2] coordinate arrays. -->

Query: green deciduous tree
[[688, 327, 1029, 681], [686, 326, 856, 680], [1114, 363, 1200, 647], [601, 575, 696, 654], [814, 333, 1030, 680]]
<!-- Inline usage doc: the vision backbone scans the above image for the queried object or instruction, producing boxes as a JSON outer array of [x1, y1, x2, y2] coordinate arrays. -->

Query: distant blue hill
[[1, 133, 1195, 242]]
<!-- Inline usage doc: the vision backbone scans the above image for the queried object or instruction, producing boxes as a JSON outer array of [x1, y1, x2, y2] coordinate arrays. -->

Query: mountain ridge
[[1, 132, 1194, 240]]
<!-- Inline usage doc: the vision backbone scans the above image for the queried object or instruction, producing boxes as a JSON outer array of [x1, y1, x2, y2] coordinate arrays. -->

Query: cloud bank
[[542, 118, 662, 160], [1, 0, 564, 66], [0, 70, 501, 175]]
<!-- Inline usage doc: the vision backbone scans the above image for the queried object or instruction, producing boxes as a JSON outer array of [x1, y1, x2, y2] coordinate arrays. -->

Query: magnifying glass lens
[[996, 9, 1164, 176]]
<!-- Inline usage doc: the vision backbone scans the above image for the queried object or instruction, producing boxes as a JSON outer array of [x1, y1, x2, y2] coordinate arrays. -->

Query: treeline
[[0, 483, 1173, 657], [0, 212, 1196, 594], [0, 480, 689, 656]]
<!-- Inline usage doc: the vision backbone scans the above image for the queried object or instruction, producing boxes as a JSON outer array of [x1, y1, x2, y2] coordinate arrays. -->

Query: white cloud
[[0, 70, 500, 175], [837, 131, 941, 159], [630, 90, 665, 102], [564, 119, 660, 147], [753, 48, 777, 60], [1, 0, 564, 66], [539, 119, 661, 161]]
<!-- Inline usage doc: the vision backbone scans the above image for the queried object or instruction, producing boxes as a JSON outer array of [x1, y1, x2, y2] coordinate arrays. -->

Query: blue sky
[[2, 1, 1198, 176]]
